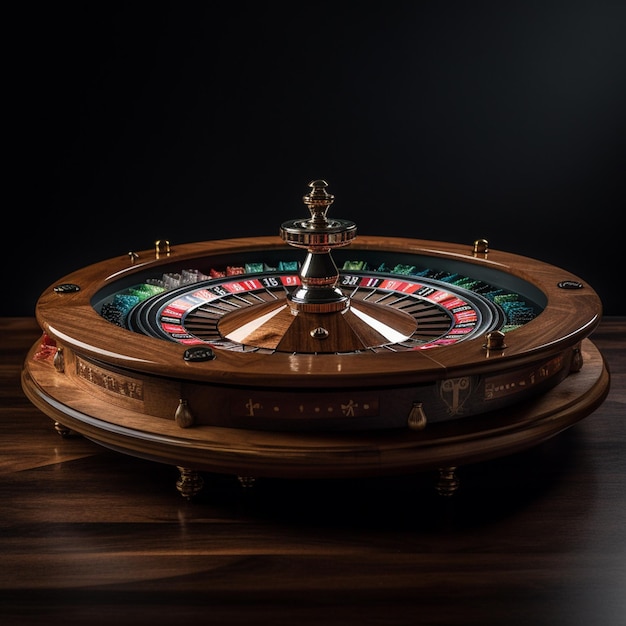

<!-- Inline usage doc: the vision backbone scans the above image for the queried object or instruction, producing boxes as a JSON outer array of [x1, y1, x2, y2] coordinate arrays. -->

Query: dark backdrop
[[9, 2, 625, 317]]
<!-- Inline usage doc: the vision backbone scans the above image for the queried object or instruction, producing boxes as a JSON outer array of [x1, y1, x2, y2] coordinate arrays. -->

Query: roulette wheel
[[21, 180, 610, 498]]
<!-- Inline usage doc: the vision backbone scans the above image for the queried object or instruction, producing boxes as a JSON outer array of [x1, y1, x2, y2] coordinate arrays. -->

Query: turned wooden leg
[[176, 466, 204, 500], [237, 476, 257, 489], [436, 466, 460, 496]]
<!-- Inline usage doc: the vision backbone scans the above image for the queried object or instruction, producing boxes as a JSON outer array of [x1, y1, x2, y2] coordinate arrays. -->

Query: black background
[[9, 2, 625, 316]]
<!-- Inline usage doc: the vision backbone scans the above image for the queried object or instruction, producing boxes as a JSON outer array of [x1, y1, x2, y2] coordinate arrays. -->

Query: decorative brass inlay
[[484, 355, 564, 400], [439, 376, 474, 416], [75, 356, 144, 400], [233, 395, 379, 419]]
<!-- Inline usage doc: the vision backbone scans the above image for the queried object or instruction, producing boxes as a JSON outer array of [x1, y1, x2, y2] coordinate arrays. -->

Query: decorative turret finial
[[302, 180, 335, 228]]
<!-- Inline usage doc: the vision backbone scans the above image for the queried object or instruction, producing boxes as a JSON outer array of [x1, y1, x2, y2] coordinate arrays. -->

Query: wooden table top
[[1, 316, 625, 626]]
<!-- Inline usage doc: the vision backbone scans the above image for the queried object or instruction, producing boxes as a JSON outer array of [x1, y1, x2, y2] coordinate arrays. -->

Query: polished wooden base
[[2, 317, 625, 625], [21, 335, 610, 498]]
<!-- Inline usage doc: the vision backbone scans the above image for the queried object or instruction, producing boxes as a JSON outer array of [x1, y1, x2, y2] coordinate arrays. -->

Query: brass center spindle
[[280, 180, 357, 313]]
